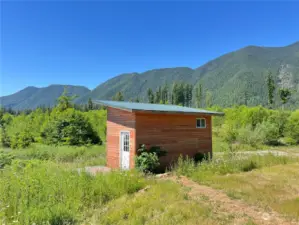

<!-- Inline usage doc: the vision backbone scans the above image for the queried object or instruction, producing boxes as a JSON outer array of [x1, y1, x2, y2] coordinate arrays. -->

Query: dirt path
[[163, 175, 296, 225]]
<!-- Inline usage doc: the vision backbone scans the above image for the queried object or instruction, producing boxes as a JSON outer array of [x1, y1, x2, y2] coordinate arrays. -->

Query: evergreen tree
[[205, 91, 213, 108], [183, 83, 189, 106], [195, 83, 203, 108], [84, 104, 89, 112], [147, 88, 154, 103], [266, 71, 275, 107], [88, 98, 94, 110], [57, 87, 77, 111], [279, 88, 291, 108], [187, 84, 193, 107], [172, 82, 179, 105], [244, 90, 249, 106], [178, 83, 185, 106], [154, 87, 162, 103], [161, 84, 168, 104], [112, 92, 124, 101], [168, 85, 173, 104]]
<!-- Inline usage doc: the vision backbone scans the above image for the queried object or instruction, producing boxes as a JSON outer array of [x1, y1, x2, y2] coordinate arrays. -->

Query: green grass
[[199, 164, 299, 220], [87, 180, 239, 225], [212, 136, 268, 153], [1, 144, 106, 168], [174, 153, 297, 179], [0, 160, 146, 225], [174, 154, 299, 220], [2, 142, 299, 224]]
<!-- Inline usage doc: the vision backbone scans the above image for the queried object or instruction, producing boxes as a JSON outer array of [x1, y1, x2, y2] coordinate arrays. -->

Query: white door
[[120, 131, 130, 170]]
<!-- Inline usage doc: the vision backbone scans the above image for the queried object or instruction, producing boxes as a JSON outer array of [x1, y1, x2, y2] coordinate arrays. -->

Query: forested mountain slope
[[2, 42, 299, 110], [76, 42, 299, 108], [0, 85, 90, 110]]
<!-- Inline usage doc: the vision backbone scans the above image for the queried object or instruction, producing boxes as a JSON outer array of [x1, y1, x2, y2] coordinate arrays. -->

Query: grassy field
[[1, 144, 299, 224], [87, 152, 299, 224], [88, 181, 247, 225], [0, 159, 146, 224], [1, 144, 106, 168], [203, 164, 299, 220], [173, 151, 299, 223]]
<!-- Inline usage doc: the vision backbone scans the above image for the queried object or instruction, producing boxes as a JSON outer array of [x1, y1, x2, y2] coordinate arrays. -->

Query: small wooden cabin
[[96, 100, 224, 170]]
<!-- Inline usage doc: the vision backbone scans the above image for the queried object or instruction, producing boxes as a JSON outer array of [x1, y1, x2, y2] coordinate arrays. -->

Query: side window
[[196, 118, 206, 128]]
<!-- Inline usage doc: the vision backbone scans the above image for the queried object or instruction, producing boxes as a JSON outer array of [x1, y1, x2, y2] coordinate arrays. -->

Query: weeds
[[0, 160, 146, 225], [174, 153, 297, 181]]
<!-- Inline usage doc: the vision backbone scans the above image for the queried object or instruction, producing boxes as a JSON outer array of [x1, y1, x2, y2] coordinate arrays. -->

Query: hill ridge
[[1, 41, 299, 110]]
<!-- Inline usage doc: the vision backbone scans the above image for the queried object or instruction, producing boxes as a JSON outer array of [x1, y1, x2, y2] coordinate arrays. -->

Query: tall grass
[[1, 144, 106, 167], [174, 153, 298, 181], [0, 160, 146, 225]]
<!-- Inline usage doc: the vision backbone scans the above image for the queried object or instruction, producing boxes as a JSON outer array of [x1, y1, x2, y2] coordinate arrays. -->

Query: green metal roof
[[94, 100, 224, 116]]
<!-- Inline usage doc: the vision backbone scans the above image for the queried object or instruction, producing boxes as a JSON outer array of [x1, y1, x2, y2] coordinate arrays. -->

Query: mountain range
[[1, 42, 299, 110], [0, 85, 90, 110]]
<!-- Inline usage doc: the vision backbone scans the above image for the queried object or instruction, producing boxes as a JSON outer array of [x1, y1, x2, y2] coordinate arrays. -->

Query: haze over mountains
[[1, 42, 299, 110]]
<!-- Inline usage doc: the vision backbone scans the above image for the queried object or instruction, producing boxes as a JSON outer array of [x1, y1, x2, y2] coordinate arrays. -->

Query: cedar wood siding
[[135, 112, 212, 168], [106, 107, 136, 169]]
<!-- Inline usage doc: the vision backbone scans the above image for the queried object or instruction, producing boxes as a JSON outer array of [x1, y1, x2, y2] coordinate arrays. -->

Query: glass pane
[[196, 119, 201, 127], [201, 119, 206, 127]]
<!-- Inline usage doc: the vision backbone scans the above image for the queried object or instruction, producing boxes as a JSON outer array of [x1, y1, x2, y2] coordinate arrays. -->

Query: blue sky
[[1, 1, 299, 96]]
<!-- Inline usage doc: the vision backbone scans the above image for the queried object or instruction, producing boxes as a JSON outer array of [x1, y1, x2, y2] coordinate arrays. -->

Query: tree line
[[0, 90, 106, 149], [1, 97, 103, 116], [112, 82, 213, 108], [111, 69, 295, 110]]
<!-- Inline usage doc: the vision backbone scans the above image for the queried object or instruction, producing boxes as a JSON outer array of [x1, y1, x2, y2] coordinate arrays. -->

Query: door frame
[[119, 130, 130, 169]]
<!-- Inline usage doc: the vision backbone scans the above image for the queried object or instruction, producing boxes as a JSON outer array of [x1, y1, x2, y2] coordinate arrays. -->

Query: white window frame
[[119, 130, 130, 168], [196, 118, 206, 128]]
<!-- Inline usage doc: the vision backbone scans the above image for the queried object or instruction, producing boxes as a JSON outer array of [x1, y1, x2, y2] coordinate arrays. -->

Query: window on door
[[123, 133, 130, 152], [196, 118, 206, 128]]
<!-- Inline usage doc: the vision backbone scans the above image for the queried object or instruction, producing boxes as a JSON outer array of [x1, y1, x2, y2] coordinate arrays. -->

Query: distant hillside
[[2, 42, 299, 110], [76, 42, 299, 109], [0, 85, 90, 110], [76, 67, 195, 104]]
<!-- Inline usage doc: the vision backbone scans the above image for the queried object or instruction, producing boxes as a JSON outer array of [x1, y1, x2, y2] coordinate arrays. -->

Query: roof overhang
[[93, 100, 224, 116]]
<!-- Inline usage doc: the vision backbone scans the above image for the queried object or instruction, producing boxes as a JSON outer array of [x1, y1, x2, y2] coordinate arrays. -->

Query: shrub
[[256, 120, 280, 145], [41, 108, 101, 145], [135, 152, 160, 173], [0, 151, 14, 168], [284, 110, 299, 143], [5, 114, 35, 148], [220, 123, 237, 143], [0, 127, 10, 147], [280, 137, 297, 146], [84, 110, 107, 142], [267, 110, 290, 136], [237, 125, 264, 147], [10, 130, 34, 149], [135, 144, 166, 173]]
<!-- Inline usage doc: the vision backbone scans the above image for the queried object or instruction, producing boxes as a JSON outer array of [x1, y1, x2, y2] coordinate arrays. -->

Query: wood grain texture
[[106, 108, 213, 169], [106, 107, 136, 169], [135, 112, 212, 167]]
